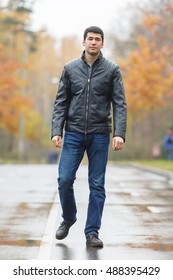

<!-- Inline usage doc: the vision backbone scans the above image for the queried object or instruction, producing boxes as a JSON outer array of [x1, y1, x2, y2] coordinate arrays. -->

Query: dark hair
[[83, 26, 104, 42]]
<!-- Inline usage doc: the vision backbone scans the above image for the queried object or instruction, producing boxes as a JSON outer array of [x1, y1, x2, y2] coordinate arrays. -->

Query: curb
[[127, 162, 173, 180]]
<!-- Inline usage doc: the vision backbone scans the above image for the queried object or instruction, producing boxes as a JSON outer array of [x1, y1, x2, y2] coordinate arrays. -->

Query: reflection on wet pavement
[[55, 244, 75, 260], [0, 164, 57, 259], [85, 247, 103, 260], [54, 242, 103, 260]]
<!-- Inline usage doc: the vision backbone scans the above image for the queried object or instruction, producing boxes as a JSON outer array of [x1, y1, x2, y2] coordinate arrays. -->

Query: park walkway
[[0, 163, 173, 260]]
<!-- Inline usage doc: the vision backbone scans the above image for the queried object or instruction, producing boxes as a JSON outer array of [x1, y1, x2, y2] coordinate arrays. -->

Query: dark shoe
[[86, 234, 103, 247], [55, 219, 76, 240]]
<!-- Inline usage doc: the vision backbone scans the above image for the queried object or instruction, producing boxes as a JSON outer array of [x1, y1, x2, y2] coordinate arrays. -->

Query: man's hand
[[52, 135, 62, 148], [112, 136, 124, 151]]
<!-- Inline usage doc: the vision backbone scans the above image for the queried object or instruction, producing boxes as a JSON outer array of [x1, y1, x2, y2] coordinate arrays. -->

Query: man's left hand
[[112, 136, 124, 151]]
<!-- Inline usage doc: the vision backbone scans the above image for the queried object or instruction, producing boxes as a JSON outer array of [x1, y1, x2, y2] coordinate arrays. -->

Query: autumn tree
[[124, 2, 173, 119], [108, 0, 173, 159], [0, 5, 33, 136], [0, 45, 21, 132], [123, 36, 172, 117], [0, 0, 59, 161]]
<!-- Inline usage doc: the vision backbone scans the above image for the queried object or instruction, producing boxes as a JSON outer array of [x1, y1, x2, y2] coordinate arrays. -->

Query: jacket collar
[[81, 50, 103, 63]]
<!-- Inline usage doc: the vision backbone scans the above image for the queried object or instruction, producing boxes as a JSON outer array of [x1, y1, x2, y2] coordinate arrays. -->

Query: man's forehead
[[86, 32, 102, 38]]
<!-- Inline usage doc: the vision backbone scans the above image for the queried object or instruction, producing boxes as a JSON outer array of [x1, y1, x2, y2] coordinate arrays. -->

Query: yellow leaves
[[122, 4, 173, 121], [0, 52, 19, 130], [123, 35, 171, 117], [0, 3, 58, 154], [142, 14, 161, 30], [25, 110, 43, 141], [0, 44, 37, 137], [0, 93, 31, 132]]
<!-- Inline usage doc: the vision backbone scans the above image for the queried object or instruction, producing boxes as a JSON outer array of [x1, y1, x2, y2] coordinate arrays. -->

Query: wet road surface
[[0, 163, 173, 260]]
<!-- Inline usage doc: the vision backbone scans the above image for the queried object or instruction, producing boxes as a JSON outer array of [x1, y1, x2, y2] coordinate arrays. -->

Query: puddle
[[0, 239, 40, 247], [127, 242, 173, 252]]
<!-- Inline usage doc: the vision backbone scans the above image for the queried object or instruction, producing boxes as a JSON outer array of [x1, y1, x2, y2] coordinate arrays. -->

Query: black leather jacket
[[51, 51, 127, 140]]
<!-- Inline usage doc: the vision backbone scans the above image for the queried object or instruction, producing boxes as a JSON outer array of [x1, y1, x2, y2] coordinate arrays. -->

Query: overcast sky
[[31, 0, 142, 40]]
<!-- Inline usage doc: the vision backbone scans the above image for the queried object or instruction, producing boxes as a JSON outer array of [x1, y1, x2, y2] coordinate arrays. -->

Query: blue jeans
[[58, 131, 110, 236], [165, 149, 173, 160]]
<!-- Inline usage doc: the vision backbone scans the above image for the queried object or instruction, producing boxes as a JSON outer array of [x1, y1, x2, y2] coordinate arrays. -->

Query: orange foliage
[[121, 2, 173, 120], [0, 46, 32, 135], [142, 14, 161, 30], [0, 4, 52, 147], [123, 36, 172, 117]]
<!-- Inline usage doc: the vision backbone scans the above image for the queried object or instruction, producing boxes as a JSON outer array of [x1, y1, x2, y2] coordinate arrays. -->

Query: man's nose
[[91, 39, 96, 43]]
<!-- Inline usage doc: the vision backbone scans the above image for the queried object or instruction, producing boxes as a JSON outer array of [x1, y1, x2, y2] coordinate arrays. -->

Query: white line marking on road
[[147, 206, 161, 213], [37, 194, 58, 259]]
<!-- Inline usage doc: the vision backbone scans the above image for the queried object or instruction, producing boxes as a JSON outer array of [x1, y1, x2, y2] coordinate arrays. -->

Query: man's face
[[82, 32, 103, 55]]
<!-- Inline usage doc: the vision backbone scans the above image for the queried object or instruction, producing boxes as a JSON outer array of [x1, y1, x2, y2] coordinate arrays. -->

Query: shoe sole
[[55, 232, 68, 240], [86, 243, 103, 248]]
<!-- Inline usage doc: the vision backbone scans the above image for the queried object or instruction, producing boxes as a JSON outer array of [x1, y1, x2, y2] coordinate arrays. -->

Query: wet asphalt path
[[0, 163, 173, 260]]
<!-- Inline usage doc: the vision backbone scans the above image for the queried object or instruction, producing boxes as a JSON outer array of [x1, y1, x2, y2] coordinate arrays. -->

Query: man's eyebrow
[[87, 36, 101, 39]]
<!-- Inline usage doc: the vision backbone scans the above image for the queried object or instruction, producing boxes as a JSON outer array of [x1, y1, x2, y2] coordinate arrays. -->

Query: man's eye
[[87, 37, 101, 41]]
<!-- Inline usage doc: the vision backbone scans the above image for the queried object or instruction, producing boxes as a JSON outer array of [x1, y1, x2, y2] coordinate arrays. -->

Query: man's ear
[[82, 40, 85, 47]]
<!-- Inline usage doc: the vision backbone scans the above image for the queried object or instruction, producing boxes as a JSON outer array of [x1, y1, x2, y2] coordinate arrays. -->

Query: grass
[[1, 157, 172, 172], [126, 159, 173, 172]]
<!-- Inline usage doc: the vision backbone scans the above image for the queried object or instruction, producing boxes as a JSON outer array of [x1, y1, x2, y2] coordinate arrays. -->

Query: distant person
[[51, 26, 127, 247], [151, 143, 161, 159], [162, 129, 173, 160], [48, 150, 58, 164]]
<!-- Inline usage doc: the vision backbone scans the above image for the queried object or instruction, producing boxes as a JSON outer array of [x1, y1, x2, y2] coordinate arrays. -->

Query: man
[[163, 129, 173, 160], [51, 26, 127, 247]]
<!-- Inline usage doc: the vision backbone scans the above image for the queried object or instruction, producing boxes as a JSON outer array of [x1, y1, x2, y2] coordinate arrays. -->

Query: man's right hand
[[52, 135, 62, 148]]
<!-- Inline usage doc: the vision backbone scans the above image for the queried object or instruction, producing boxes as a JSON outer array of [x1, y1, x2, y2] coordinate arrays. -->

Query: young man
[[51, 26, 127, 247]]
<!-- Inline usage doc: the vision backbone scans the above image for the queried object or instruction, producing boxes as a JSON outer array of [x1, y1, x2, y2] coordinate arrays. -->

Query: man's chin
[[88, 50, 99, 56]]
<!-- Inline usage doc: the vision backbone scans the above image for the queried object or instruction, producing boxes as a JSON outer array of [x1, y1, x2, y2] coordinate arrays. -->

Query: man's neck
[[84, 52, 100, 65]]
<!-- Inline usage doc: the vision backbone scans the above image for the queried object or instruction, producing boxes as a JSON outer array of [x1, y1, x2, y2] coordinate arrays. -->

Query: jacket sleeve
[[51, 67, 71, 139], [111, 65, 127, 141]]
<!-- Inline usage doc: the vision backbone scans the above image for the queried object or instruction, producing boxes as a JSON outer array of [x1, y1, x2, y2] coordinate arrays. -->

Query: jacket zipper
[[85, 77, 90, 134], [84, 58, 99, 134]]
